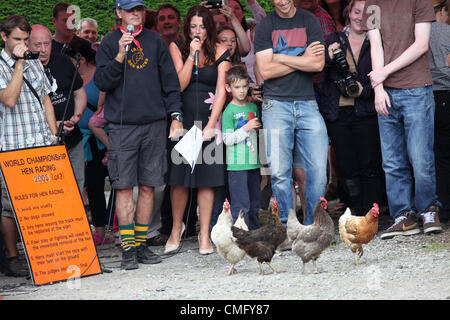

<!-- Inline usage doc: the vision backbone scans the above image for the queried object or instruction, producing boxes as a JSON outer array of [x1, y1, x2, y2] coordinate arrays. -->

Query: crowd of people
[[0, 0, 448, 276]]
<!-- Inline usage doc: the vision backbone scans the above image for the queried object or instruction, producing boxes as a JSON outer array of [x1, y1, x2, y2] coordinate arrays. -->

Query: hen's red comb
[[223, 198, 230, 210], [320, 197, 328, 210], [373, 203, 379, 212]]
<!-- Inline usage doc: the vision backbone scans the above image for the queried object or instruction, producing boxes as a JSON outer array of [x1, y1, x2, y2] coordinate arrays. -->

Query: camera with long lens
[[332, 48, 360, 97]]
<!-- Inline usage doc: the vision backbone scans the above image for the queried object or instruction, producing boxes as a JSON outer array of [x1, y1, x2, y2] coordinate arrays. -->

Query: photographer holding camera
[[0, 15, 57, 277], [318, 0, 384, 216]]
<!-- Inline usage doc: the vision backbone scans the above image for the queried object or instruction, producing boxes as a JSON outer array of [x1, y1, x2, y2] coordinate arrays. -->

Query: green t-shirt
[[222, 102, 260, 171]]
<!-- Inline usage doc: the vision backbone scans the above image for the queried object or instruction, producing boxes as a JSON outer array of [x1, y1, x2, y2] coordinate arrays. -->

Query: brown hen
[[338, 203, 379, 263]]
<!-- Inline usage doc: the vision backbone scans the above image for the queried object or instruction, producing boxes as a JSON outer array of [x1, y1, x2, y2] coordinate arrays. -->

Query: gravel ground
[[1, 202, 449, 301]]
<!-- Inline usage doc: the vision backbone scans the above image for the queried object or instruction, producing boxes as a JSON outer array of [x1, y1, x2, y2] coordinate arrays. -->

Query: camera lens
[[346, 78, 360, 96]]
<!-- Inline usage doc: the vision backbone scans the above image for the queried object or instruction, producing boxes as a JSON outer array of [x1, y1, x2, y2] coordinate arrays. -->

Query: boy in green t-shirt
[[222, 65, 262, 230]]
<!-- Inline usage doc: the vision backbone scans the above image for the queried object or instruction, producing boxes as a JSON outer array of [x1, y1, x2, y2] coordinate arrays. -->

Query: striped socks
[[119, 224, 135, 249], [134, 222, 149, 247], [119, 222, 149, 249]]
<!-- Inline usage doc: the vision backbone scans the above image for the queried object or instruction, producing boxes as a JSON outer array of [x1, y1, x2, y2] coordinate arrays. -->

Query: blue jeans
[[262, 99, 328, 225], [378, 86, 441, 219]]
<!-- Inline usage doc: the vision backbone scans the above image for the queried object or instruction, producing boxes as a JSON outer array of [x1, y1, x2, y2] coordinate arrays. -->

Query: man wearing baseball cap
[[94, 0, 183, 270], [115, 0, 146, 10]]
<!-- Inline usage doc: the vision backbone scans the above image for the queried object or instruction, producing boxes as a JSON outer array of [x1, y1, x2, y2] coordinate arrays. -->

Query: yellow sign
[[0, 145, 101, 285]]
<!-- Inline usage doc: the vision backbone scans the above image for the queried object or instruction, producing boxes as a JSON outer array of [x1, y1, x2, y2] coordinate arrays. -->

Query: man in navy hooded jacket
[[94, 0, 183, 270]]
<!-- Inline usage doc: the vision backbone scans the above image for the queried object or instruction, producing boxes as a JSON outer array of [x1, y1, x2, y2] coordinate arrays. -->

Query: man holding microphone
[[94, 0, 183, 270]]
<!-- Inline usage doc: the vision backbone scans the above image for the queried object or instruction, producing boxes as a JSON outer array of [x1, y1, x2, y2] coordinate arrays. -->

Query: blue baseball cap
[[116, 0, 146, 10]]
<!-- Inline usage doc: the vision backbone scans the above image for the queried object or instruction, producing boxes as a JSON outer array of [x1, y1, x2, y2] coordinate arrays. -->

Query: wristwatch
[[171, 112, 183, 122]]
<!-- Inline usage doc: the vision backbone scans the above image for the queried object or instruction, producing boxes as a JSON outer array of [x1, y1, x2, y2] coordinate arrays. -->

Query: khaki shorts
[[1, 176, 14, 218], [107, 120, 168, 190]]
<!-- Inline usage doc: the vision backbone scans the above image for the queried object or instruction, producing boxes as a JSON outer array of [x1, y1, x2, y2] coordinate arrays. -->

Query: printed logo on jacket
[[127, 47, 149, 70]]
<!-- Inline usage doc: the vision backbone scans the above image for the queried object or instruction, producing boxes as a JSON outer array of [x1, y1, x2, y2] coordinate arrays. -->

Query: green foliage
[[0, 0, 275, 39]]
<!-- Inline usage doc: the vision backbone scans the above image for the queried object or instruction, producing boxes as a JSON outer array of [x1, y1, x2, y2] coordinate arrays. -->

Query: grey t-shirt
[[254, 8, 324, 101], [430, 21, 450, 91]]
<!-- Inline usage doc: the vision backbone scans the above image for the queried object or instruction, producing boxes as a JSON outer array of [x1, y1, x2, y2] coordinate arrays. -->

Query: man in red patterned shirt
[[296, 0, 337, 40]]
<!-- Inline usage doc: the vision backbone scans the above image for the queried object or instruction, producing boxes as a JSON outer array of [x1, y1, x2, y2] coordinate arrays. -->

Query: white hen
[[211, 199, 248, 275]]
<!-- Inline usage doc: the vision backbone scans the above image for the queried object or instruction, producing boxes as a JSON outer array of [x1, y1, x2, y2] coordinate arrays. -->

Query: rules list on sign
[[0, 145, 101, 285]]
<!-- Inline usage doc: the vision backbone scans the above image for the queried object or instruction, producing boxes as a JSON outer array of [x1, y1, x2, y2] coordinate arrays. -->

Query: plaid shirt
[[311, 4, 337, 85], [312, 4, 337, 40], [0, 50, 54, 151]]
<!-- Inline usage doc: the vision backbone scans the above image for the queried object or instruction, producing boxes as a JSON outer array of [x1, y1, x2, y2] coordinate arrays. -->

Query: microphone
[[74, 52, 82, 68], [125, 24, 134, 52], [193, 35, 200, 75]]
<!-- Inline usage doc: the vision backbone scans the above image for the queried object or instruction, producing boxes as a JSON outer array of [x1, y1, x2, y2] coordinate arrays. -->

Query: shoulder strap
[[22, 77, 43, 110], [336, 31, 360, 75], [0, 55, 43, 110], [215, 49, 230, 66], [86, 102, 97, 113]]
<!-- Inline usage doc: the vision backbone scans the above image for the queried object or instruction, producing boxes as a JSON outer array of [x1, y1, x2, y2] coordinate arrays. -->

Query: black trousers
[[326, 107, 385, 215], [434, 90, 450, 221], [85, 137, 111, 228]]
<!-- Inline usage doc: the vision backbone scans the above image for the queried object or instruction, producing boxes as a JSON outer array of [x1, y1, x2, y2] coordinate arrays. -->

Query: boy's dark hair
[[0, 14, 31, 37], [226, 65, 250, 85], [52, 2, 70, 19]]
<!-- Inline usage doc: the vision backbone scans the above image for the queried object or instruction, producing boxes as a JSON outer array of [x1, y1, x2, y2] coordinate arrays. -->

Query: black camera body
[[12, 51, 40, 61], [332, 48, 359, 97], [24, 51, 40, 60], [207, 0, 222, 9], [248, 84, 264, 97]]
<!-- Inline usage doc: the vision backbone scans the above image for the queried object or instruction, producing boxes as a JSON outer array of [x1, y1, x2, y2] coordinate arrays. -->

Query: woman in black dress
[[166, 6, 231, 255]]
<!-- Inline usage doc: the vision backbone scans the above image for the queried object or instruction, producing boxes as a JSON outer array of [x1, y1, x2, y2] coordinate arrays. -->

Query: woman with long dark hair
[[166, 6, 231, 255], [217, 25, 241, 65]]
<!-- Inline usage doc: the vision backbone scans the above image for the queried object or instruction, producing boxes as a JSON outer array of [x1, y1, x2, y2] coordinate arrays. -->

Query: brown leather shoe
[[380, 212, 420, 240], [421, 206, 443, 235]]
